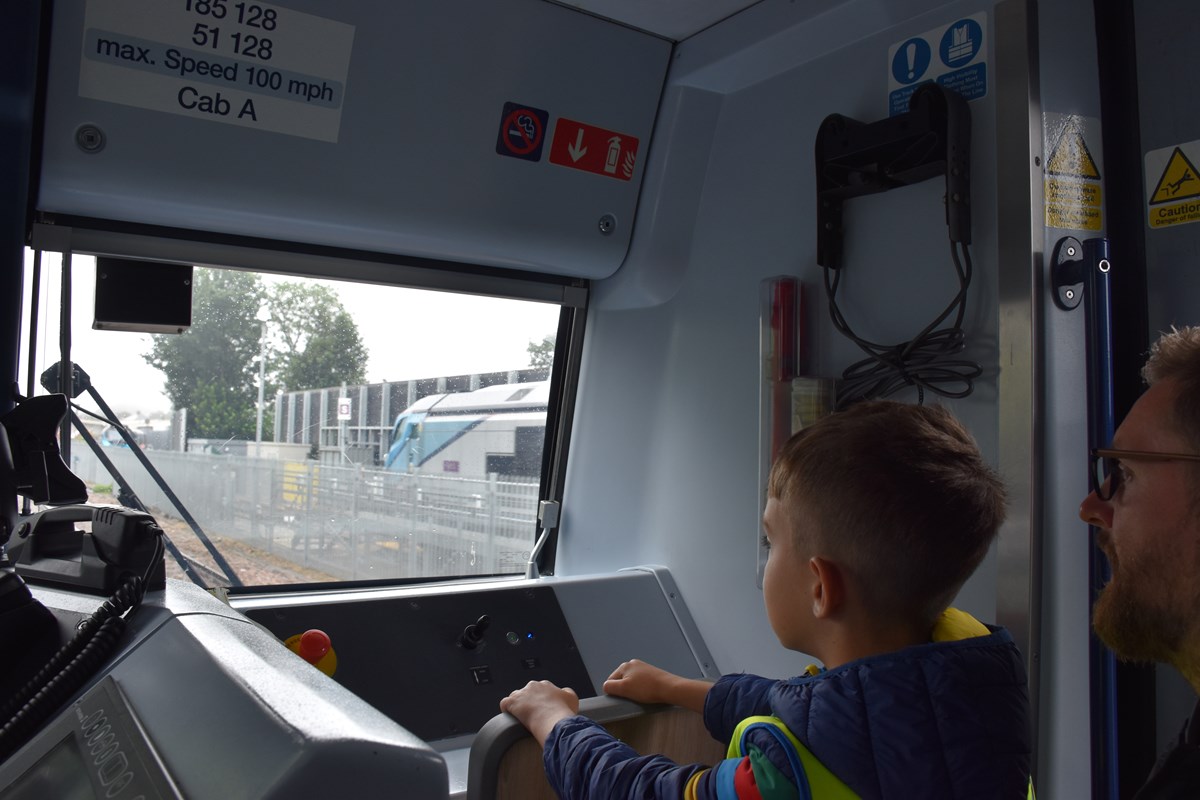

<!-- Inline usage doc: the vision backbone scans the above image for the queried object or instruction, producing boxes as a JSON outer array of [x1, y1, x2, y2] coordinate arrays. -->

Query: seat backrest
[[467, 696, 726, 800]]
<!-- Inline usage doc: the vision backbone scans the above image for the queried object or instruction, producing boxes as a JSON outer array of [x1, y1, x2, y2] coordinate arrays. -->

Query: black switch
[[471, 666, 492, 685], [522, 657, 540, 670]]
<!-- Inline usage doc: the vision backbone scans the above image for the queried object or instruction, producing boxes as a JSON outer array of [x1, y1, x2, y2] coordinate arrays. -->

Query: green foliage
[[145, 269, 263, 440], [144, 270, 370, 442], [527, 334, 556, 369], [265, 284, 368, 391], [189, 381, 257, 441]]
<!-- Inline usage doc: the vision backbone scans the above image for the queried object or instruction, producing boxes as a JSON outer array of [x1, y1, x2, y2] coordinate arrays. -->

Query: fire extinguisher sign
[[549, 117, 639, 181]]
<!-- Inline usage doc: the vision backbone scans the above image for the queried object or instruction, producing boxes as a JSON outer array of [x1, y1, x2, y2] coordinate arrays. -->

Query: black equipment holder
[[815, 83, 971, 270]]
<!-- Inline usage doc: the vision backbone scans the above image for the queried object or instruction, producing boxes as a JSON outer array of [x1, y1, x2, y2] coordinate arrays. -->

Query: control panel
[[245, 584, 594, 741]]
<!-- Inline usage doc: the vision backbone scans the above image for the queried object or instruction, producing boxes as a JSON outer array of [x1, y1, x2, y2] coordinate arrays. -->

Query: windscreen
[[19, 250, 563, 589]]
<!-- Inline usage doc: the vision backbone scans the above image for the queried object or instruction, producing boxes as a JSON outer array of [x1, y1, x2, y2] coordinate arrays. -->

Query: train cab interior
[[2, 0, 1198, 797]]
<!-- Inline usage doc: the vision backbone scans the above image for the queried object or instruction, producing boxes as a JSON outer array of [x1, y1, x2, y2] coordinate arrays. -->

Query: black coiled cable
[[825, 240, 982, 409], [0, 615, 127, 761], [0, 535, 161, 762]]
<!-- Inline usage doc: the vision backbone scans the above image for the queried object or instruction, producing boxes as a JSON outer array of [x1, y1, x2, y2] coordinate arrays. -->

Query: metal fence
[[69, 447, 542, 585]]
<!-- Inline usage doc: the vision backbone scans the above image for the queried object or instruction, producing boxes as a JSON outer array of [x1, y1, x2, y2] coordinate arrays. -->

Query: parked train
[[384, 382, 549, 479]]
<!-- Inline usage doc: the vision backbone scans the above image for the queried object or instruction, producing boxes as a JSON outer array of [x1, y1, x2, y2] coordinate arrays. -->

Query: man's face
[[1079, 378, 1200, 665]]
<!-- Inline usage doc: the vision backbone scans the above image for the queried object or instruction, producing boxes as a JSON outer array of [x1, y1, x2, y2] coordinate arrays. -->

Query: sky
[[20, 250, 562, 420]]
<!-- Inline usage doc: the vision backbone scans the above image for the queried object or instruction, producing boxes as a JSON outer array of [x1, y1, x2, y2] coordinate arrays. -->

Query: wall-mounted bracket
[[815, 83, 971, 269], [1052, 236, 1111, 311], [1052, 236, 1086, 310]]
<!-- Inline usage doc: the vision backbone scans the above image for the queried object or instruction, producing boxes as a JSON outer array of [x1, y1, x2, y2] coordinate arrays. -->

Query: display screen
[[6, 735, 95, 800], [1, 677, 176, 799]]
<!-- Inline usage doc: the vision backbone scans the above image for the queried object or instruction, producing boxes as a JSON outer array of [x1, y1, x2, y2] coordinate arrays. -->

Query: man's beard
[[1092, 542, 1184, 664]]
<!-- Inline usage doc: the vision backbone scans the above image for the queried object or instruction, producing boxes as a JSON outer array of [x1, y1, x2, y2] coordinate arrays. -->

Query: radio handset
[[8, 504, 165, 595]]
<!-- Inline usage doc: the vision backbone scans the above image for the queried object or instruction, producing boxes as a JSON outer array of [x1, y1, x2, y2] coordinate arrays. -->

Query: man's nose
[[1079, 489, 1113, 530]]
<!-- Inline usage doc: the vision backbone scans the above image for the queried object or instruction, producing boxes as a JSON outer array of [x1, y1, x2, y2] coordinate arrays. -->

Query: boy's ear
[[808, 556, 845, 618]]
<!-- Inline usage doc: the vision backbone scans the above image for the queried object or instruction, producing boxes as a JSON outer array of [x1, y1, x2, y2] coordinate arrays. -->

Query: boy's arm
[[602, 659, 712, 714], [501, 680, 709, 799], [545, 716, 708, 800], [703, 673, 776, 743]]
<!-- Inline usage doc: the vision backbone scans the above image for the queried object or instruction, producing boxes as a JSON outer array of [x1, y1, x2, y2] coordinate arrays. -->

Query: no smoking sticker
[[496, 102, 549, 161]]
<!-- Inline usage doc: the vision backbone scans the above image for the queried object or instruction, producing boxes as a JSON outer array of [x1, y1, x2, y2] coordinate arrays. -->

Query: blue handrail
[[1082, 237, 1118, 800]]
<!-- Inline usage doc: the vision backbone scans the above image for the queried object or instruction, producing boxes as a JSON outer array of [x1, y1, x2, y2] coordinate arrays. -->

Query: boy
[[501, 401, 1032, 799]]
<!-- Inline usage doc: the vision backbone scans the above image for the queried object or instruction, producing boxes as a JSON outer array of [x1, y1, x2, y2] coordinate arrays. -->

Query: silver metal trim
[[995, 0, 1044, 781]]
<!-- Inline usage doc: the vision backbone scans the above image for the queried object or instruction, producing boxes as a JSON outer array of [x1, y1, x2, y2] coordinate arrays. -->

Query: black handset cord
[[0, 536, 163, 762], [825, 239, 982, 409]]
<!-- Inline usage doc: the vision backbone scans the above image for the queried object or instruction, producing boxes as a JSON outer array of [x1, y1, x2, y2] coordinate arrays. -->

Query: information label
[[79, 0, 355, 143], [887, 13, 987, 117], [1146, 140, 1200, 229], [1044, 113, 1104, 231], [549, 118, 639, 181], [496, 102, 549, 161]]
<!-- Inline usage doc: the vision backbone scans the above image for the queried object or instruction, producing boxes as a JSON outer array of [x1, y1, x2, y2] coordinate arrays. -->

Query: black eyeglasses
[[1089, 448, 1200, 500]]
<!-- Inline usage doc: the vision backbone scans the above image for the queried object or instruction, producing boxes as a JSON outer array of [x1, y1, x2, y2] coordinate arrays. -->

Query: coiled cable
[[0, 534, 162, 762], [825, 240, 982, 409]]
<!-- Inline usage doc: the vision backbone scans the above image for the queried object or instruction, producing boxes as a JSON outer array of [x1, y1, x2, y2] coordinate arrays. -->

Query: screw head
[[75, 125, 105, 153], [598, 214, 617, 236]]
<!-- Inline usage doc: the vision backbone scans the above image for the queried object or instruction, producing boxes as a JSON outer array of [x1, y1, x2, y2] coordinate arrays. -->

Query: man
[[1080, 325, 1200, 798]]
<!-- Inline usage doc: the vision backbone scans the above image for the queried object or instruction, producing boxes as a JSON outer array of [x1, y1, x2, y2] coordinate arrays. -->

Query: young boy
[[501, 401, 1032, 799]]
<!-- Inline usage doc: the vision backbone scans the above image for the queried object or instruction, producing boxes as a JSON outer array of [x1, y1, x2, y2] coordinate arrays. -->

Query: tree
[[144, 271, 370, 442], [264, 283, 368, 391], [145, 269, 264, 440], [527, 335, 556, 369], [189, 381, 257, 443]]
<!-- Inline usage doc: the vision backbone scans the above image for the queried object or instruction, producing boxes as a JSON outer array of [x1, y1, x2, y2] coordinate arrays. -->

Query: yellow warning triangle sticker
[[1149, 147, 1200, 205], [1047, 122, 1101, 179]]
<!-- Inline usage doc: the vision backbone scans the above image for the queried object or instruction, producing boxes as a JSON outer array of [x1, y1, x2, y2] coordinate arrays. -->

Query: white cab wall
[[562, 0, 1006, 680]]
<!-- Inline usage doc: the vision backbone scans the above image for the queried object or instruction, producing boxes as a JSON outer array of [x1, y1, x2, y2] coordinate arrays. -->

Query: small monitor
[[93, 257, 192, 334]]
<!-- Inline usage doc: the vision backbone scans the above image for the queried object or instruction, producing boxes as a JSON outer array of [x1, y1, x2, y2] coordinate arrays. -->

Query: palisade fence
[[69, 447, 542, 584]]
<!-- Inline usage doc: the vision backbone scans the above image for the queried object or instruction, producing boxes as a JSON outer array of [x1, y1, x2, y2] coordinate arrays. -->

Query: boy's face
[[761, 496, 817, 652]]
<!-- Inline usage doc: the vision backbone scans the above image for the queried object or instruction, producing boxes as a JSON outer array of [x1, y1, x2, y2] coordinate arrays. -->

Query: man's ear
[[809, 556, 845, 618]]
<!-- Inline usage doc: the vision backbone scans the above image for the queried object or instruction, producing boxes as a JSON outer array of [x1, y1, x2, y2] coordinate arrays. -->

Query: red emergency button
[[284, 628, 338, 677], [298, 629, 331, 663]]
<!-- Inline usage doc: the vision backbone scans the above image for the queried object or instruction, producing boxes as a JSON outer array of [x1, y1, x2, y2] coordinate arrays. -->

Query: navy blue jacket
[[543, 623, 1030, 799]]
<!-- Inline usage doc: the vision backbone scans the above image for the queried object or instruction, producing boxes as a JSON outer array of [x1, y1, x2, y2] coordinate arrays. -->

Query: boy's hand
[[500, 680, 580, 746], [604, 659, 712, 714], [603, 659, 677, 703]]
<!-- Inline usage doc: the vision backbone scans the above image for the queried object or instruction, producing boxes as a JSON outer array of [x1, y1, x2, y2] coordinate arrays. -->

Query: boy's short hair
[[1142, 326, 1200, 452], [767, 401, 1006, 626]]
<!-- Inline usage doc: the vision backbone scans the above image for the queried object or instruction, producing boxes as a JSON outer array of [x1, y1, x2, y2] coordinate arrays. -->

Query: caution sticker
[[1044, 114, 1103, 231], [1146, 141, 1200, 229]]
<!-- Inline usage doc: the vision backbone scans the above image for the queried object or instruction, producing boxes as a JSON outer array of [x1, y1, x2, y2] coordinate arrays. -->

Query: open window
[[18, 237, 584, 592]]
